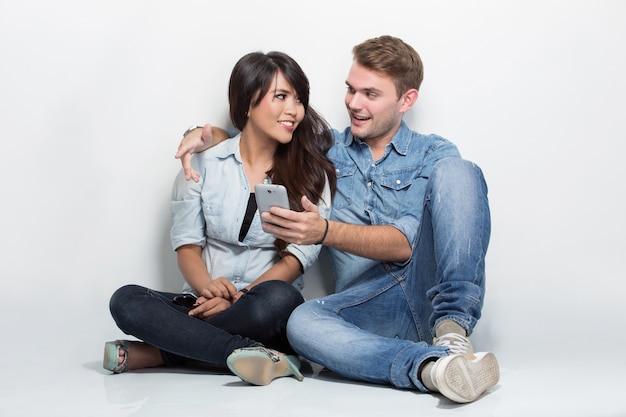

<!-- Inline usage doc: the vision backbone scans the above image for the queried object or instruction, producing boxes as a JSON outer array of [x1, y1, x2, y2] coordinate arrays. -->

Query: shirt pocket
[[203, 200, 226, 237], [380, 166, 422, 190], [331, 160, 357, 209], [379, 166, 423, 216]]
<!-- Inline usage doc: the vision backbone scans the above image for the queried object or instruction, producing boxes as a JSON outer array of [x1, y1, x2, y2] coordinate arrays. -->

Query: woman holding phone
[[104, 51, 336, 385]]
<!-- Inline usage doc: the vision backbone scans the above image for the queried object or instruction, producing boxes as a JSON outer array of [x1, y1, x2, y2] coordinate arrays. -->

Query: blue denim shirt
[[327, 121, 460, 292], [170, 134, 331, 294]]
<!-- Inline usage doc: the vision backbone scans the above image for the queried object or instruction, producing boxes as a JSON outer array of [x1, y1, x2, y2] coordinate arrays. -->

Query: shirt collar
[[213, 133, 243, 162], [341, 121, 412, 156]]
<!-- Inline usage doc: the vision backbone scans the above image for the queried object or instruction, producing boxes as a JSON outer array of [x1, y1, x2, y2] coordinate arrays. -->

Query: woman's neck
[[240, 129, 277, 186]]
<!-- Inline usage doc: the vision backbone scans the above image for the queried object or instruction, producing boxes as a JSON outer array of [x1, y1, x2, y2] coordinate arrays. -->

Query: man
[[176, 35, 499, 403]]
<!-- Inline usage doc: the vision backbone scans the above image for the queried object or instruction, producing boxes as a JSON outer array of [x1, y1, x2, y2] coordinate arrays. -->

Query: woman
[[104, 51, 336, 385]]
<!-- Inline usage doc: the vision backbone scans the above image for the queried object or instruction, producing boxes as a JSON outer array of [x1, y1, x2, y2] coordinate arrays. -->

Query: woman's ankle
[[124, 341, 164, 370]]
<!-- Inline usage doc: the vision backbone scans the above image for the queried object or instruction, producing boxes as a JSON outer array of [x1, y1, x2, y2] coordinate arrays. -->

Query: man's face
[[344, 62, 405, 145]]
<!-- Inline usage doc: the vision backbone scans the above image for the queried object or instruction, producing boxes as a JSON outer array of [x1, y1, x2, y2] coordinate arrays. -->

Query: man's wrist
[[316, 218, 329, 245], [182, 125, 204, 138]]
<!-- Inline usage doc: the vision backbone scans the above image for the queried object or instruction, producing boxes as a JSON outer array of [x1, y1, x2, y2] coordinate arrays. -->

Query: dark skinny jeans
[[109, 280, 304, 367]]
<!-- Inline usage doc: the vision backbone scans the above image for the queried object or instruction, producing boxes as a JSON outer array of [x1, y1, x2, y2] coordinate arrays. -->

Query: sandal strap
[[112, 340, 130, 373]]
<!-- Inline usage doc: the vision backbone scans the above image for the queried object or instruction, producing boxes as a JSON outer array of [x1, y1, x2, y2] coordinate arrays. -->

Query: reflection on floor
[[2, 347, 623, 417]]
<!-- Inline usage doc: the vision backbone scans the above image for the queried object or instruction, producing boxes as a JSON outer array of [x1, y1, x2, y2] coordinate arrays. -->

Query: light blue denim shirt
[[327, 121, 461, 292], [170, 134, 331, 294]]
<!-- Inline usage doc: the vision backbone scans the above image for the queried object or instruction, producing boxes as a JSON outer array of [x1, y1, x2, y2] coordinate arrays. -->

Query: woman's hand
[[188, 297, 232, 320], [199, 276, 238, 300]]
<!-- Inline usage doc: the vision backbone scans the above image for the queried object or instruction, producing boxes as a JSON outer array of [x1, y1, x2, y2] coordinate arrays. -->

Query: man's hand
[[260, 196, 328, 245], [175, 124, 214, 182], [263, 196, 412, 262]]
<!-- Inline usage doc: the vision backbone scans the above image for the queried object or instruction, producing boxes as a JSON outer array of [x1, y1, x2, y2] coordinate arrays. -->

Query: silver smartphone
[[254, 184, 290, 223]]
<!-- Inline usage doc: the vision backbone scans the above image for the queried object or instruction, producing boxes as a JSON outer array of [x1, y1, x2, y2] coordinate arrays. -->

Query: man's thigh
[[328, 279, 422, 342]]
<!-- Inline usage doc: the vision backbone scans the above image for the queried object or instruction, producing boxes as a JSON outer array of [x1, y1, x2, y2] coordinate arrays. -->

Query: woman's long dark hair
[[228, 51, 336, 252]]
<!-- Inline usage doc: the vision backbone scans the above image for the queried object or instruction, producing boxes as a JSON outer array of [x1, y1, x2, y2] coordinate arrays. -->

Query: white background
[[1, 1, 625, 415]]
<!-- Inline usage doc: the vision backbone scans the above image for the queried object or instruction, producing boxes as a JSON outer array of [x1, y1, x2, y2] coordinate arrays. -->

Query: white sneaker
[[433, 333, 474, 354], [430, 352, 499, 403]]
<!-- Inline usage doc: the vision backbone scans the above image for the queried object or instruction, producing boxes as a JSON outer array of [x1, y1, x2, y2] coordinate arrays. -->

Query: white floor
[[2, 265, 624, 417], [2, 333, 624, 417]]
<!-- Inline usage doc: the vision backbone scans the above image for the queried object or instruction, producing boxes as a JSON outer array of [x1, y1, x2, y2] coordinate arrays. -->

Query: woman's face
[[246, 70, 305, 145]]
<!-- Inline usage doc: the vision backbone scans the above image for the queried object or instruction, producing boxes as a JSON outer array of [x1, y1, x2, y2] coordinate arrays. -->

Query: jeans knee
[[427, 158, 488, 211], [431, 158, 484, 184], [286, 299, 322, 338], [253, 280, 304, 311], [109, 284, 144, 324], [286, 303, 307, 346]]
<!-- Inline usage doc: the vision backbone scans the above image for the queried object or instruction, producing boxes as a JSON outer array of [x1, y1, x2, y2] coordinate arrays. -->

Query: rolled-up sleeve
[[170, 159, 206, 251]]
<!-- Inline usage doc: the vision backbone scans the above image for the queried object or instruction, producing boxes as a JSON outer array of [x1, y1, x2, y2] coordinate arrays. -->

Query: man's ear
[[399, 89, 419, 114]]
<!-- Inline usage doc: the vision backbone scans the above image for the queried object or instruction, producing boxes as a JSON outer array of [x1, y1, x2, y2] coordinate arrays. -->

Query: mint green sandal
[[103, 340, 129, 373], [226, 347, 304, 386]]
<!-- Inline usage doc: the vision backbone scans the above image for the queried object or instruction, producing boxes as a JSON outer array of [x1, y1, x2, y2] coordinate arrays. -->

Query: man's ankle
[[419, 359, 438, 392]]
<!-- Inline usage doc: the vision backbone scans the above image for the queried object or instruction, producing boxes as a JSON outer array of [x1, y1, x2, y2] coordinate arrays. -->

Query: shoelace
[[434, 333, 472, 354]]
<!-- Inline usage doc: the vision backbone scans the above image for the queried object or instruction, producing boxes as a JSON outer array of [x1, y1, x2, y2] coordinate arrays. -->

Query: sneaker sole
[[435, 352, 500, 403]]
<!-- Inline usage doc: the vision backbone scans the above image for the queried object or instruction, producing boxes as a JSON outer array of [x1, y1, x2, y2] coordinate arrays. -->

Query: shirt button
[[335, 168, 340, 173], [367, 182, 372, 187], [371, 163, 376, 168], [396, 179, 401, 185]]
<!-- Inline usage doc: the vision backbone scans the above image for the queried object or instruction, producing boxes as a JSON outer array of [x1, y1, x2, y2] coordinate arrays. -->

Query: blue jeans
[[286, 158, 490, 391], [109, 280, 304, 367]]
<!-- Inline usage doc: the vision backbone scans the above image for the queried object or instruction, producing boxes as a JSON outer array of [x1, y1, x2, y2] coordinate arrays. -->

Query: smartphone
[[255, 184, 290, 223], [172, 293, 198, 309]]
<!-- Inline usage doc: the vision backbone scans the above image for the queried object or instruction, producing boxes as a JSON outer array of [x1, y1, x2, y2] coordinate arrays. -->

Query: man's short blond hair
[[353, 35, 424, 99]]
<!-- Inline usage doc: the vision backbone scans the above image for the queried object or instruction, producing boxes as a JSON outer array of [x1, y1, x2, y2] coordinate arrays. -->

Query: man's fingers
[[260, 212, 290, 232], [301, 195, 318, 212], [181, 153, 192, 179], [175, 126, 206, 182], [175, 141, 190, 160], [261, 199, 325, 245]]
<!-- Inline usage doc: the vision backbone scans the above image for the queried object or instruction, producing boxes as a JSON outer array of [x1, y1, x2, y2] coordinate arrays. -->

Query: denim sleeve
[[170, 158, 206, 251], [285, 177, 332, 272]]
